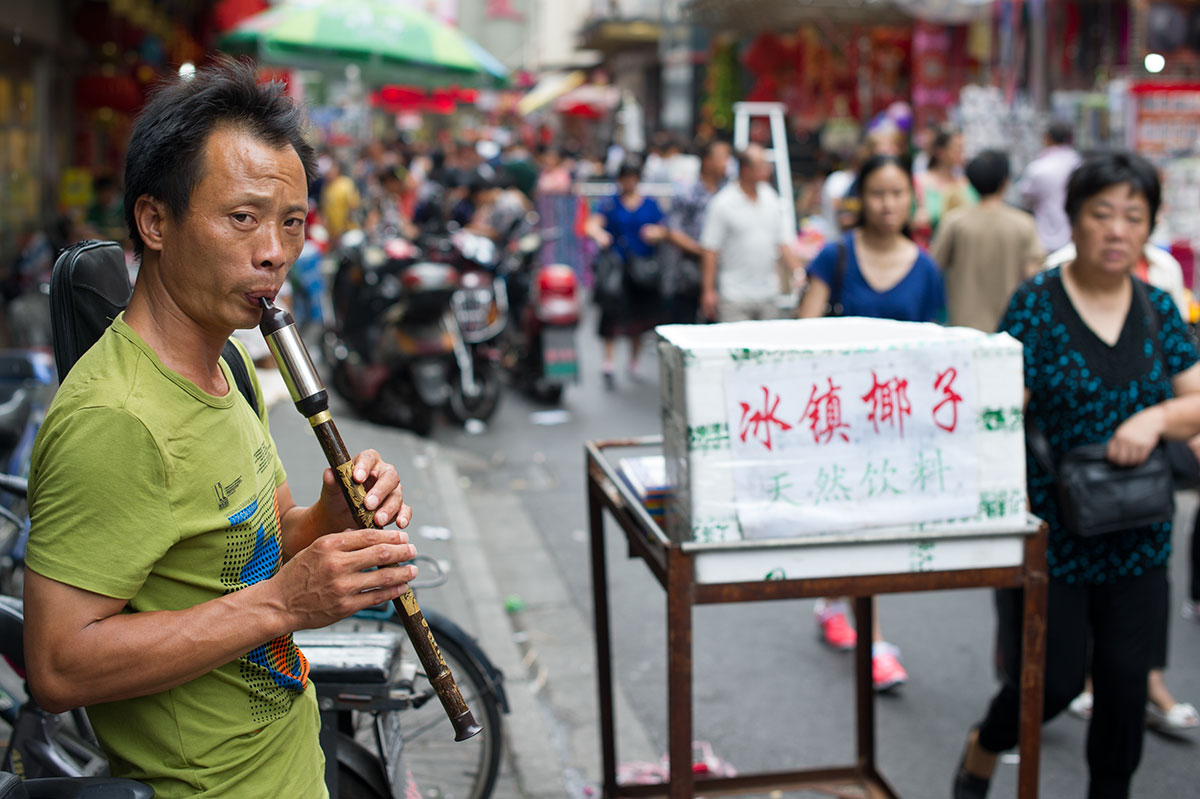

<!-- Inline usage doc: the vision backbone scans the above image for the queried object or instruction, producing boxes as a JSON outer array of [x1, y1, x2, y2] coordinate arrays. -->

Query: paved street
[[274, 306, 1200, 798]]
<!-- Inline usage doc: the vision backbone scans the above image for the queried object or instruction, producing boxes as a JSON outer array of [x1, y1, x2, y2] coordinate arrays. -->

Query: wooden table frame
[[586, 437, 1049, 799]]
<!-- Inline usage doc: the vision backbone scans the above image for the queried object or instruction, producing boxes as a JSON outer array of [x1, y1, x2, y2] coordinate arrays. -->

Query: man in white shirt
[[699, 144, 801, 321], [1017, 121, 1082, 253]]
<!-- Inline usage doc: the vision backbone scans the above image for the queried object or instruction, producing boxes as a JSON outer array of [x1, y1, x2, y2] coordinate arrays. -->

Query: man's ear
[[133, 196, 167, 253]]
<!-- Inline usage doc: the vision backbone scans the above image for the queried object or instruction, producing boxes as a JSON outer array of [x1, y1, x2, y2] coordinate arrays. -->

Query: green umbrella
[[218, 0, 508, 88]]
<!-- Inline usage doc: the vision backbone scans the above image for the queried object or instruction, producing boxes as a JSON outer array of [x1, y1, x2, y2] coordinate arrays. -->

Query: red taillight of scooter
[[535, 264, 580, 325]]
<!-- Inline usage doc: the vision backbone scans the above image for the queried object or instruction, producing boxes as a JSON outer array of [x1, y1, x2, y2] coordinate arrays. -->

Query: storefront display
[[1126, 81, 1200, 167]]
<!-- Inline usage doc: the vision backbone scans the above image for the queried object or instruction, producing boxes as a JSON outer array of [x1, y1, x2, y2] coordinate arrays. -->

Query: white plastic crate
[[658, 318, 1027, 545]]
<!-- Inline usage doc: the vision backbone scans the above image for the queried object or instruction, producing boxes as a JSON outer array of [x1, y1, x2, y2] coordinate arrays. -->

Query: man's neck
[[738, 178, 758, 199], [123, 263, 230, 394], [700, 172, 722, 191], [978, 194, 1005, 207]]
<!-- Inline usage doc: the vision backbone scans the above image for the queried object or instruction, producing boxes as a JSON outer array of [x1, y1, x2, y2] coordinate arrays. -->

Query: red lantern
[[75, 73, 144, 113], [743, 33, 785, 76], [210, 0, 269, 32]]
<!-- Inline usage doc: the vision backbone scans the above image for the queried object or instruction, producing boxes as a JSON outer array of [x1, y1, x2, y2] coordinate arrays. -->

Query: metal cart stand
[[586, 436, 1049, 799]]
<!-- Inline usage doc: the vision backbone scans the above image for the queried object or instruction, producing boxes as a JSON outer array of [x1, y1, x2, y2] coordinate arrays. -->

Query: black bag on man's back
[[48, 240, 258, 414]]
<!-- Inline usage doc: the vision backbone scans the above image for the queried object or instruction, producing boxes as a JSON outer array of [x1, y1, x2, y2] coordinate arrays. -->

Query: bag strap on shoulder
[[1025, 419, 1057, 477], [221, 340, 260, 418], [826, 236, 848, 317], [1132, 277, 1161, 347]]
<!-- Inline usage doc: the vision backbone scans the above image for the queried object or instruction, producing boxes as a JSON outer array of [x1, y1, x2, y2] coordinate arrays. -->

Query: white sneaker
[[1183, 600, 1200, 622], [1068, 691, 1093, 720], [1146, 701, 1200, 732]]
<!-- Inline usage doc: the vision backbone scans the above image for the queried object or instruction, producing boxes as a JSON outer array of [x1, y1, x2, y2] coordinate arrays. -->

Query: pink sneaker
[[872, 643, 908, 692], [815, 600, 857, 651]]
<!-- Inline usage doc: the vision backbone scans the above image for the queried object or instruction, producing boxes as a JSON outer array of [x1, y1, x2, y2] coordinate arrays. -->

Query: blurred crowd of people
[[1, 91, 1199, 799]]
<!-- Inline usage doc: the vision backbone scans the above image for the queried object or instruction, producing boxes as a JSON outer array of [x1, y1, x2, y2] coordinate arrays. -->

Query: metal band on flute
[[258, 298, 481, 742]]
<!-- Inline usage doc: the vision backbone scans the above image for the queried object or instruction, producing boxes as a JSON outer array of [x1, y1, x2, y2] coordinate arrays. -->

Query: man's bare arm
[[24, 526, 415, 713]]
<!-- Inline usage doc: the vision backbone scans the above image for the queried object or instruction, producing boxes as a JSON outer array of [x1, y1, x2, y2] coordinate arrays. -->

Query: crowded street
[[4, 0, 1200, 798], [277, 302, 1200, 798]]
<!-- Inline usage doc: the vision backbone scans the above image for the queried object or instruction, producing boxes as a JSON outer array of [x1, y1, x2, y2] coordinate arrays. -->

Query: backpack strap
[[221, 339, 260, 418]]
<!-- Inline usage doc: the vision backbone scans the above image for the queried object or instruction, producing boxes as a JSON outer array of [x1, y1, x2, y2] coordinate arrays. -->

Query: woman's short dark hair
[[965, 150, 1010, 197], [123, 56, 317, 258], [1064, 151, 1160, 227]]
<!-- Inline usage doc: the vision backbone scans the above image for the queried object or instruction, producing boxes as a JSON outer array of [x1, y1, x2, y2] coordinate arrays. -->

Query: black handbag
[[592, 247, 625, 312], [1024, 276, 1176, 537], [626, 252, 662, 292], [671, 252, 702, 299], [1028, 427, 1174, 537]]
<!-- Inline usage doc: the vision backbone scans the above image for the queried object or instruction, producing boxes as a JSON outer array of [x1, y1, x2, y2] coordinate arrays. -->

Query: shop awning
[[554, 83, 620, 119], [517, 70, 587, 116], [683, 0, 910, 29], [577, 18, 662, 53]]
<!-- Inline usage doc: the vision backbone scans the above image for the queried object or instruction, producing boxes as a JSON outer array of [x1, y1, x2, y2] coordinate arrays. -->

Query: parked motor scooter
[[499, 222, 580, 404], [322, 232, 471, 436], [0, 350, 55, 597], [443, 228, 505, 424]]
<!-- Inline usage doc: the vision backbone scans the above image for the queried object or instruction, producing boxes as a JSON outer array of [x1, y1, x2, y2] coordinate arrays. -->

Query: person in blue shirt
[[797, 153, 946, 693], [799, 154, 945, 323], [584, 160, 666, 388]]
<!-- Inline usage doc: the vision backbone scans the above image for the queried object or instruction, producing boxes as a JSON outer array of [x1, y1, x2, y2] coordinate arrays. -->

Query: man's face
[[704, 143, 731, 178], [742, 146, 771, 182], [152, 125, 307, 334]]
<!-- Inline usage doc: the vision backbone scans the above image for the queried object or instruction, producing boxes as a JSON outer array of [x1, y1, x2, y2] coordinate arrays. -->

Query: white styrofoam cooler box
[[657, 318, 1027, 545]]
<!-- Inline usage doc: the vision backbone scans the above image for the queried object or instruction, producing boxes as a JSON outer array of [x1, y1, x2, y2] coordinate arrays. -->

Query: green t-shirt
[[27, 314, 325, 798]]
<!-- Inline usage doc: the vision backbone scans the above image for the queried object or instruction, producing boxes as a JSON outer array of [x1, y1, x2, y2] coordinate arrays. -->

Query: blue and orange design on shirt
[[221, 484, 309, 722]]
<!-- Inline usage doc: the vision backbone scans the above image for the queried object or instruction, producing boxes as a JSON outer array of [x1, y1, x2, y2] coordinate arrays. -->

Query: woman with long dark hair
[[798, 154, 945, 692], [913, 128, 975, 247], [799, 154, 944, 323]]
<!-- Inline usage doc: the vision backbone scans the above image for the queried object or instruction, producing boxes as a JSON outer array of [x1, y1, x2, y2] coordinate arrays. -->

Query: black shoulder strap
[[822, 236, 848, 317], [1132, 277, 1160, 341], [221, 340, 260, 418], [1025, 418, 1057, 477]]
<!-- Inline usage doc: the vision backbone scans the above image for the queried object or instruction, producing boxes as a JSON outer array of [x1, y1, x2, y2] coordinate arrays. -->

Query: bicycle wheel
[[338, 760, 388, 799], [360, 622, 503, 799]]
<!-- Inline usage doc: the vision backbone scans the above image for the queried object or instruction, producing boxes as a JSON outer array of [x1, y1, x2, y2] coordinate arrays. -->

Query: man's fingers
[[339, 541, 417, 575], [363, 464, 401, 513], [360, 563, 418, 594], [321, 526, 408, 552], [352, 449, 383, 483]]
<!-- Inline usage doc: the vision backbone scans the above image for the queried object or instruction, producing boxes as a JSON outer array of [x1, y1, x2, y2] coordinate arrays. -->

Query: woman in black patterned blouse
[[954, 152, 1200, 799]]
